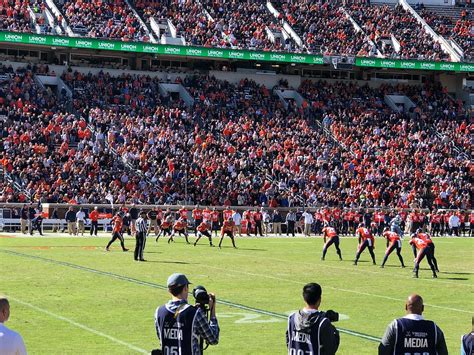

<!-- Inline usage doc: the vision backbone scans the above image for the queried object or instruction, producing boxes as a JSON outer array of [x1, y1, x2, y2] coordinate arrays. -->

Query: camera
[[193, 285, 212, 307], [322, 310, 339, 322]]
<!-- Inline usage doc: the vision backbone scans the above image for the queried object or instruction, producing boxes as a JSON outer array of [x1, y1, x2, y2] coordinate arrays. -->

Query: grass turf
[[0, 232, 473, 354]]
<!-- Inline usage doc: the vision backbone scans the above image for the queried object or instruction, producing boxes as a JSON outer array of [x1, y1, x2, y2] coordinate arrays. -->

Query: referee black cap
[[167, 273, 192, 287]]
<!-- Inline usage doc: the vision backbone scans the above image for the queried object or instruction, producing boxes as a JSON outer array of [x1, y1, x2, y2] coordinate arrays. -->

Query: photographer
[[287, 283, 339, 355], [155, 273, 219, 355]]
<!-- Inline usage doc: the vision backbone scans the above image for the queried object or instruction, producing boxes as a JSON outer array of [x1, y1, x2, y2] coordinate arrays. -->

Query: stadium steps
[[47, 0, 76, 37], [125, 0, 158, 43], [266, 1, 305, 51], [422, 5, 469, 24], [0, 164, 32, 201]]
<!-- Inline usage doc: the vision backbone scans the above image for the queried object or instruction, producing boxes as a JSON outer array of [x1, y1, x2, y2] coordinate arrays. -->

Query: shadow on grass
[[440, 271, 474, 275], [217, 246, 267, 251], [144, 260, 193, 265], [442, 277, 469, 281]]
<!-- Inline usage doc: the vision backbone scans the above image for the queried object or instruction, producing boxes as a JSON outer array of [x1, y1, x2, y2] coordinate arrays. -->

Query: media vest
[[156, 303, 199, 355], [395, 318, 437, 355], [461, 332, 473, 355], [287, 311, 328, 355]]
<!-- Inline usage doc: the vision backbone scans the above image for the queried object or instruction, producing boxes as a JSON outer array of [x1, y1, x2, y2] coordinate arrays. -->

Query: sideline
[[7, 296, 148, 354], [1, 249, 381, 343]]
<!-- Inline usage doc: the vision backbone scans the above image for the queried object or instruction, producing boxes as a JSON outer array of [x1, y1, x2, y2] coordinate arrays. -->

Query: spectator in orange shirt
[[89, 206, 99, 236]]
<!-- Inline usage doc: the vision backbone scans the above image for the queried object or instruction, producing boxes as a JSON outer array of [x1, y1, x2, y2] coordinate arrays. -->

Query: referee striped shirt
[[136, 217, 148, 233]]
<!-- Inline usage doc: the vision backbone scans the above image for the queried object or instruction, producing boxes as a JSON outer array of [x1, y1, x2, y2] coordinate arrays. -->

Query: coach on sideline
[[155, 273, 219, 355], [0, 297, 27, 355], [287, 283, 339, 354], [378, 294, 447, 355]]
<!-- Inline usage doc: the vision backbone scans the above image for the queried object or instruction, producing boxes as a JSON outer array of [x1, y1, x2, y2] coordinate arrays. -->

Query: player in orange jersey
[[380, 228, 405, 268], [409, 233, 437, 278], [321, 224, 342, 261], [105, 211, 129, 252], [194, 220, 214, 247], [169, 218, 189, 244], [156, 216, 172, 242], [354, 223, 376, 265], [218, 217, 237, 249], [412, 230, 439, 272]]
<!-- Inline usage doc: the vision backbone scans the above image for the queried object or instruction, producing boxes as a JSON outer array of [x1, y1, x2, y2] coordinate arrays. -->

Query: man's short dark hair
[[303, 283, 322, 306], [0, 298, 9, 311], [169, 285, 186, 297]]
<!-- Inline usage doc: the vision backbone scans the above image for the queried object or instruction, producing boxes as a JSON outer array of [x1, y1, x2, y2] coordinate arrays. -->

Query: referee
[[135, 210, 148, 262]]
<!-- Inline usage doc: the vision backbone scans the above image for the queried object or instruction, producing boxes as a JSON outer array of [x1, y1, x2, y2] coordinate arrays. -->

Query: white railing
[[399, 0, 461, 61]]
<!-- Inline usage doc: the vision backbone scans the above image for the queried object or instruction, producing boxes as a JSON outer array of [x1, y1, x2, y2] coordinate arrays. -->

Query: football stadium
[[0, 0, 473, 354]]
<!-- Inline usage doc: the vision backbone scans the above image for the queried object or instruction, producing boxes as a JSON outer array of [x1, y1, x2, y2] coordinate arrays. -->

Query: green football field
[[0, 232, 472, 354]]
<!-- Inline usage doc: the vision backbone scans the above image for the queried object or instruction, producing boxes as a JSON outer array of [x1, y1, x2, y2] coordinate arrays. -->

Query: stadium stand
[[0, 0, 469, 62], [53, 0, 151, 41], [415, 4, 473, 61], [272, 0, 370, 55], [1, 63, 472, 209], [347, 3, 449, 60]]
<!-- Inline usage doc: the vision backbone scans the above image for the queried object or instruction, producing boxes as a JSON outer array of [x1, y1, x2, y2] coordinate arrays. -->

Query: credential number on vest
[[163, 345, 180, 355], [289, 349, 313, 355]]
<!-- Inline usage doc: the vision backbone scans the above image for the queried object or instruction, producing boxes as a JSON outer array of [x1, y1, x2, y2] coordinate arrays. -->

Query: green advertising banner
[[0, 31, 472, 72], [0, 31, 324, 65], [355, 57, 474, 73]]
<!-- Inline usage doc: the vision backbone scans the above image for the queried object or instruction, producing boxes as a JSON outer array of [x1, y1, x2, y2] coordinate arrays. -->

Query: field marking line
[[6, 295, 148, 354], [217, 249, 474, 288], [201, 264, 474, 314], [0, 249, 381, 343]]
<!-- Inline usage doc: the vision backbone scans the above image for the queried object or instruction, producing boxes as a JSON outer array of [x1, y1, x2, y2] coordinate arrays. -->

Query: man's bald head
[[405, 294, 424, 315]]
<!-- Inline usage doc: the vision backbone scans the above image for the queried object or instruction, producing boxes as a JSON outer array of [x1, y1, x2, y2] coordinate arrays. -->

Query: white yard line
[[7, 296, 148, 354], [203, 264, 473, 314]]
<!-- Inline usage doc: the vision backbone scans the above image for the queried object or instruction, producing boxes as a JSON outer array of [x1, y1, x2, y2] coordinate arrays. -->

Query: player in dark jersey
[[381, 228, 405, 268], [321, 224, 342, 261], [354, 223, 376, 265]]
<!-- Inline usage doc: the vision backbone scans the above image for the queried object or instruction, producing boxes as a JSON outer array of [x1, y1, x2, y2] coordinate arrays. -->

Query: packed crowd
[[274, 0, 370, 55], [202, 0, 291, 51], [0, 0, 467, 61], [0, 0, 33, 33], [0, 65, 472, 211], [133, 0, 293, 51], [133, 0, 225, 47], [0, 64, 158, 204], [300, 80, 472, 210], [348, 3, 449, 60], [417, 6, 473, 61], [54, 0, 150, 41]]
